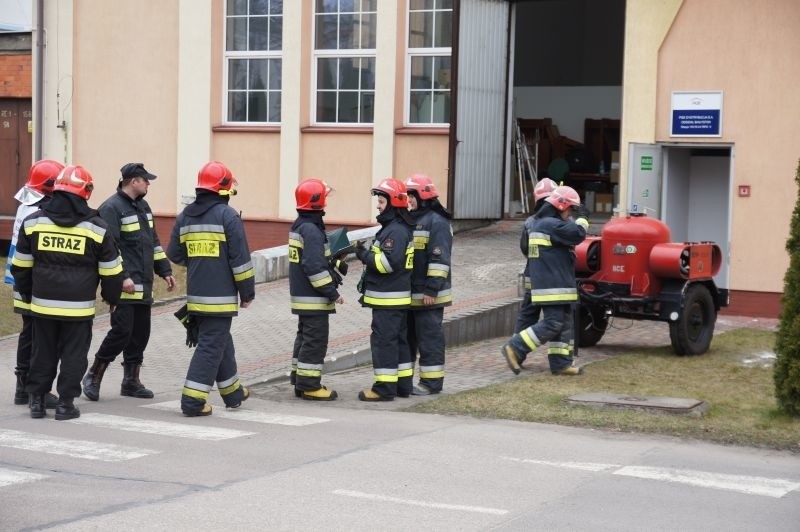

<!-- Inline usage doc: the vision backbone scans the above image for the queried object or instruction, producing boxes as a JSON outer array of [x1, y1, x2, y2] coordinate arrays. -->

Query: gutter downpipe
[[34, 0, 44, 160]]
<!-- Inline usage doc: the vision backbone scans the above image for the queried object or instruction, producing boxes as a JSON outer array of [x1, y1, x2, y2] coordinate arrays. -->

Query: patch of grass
[[409, 329, 800, 452], [0, 261, 186, 338]]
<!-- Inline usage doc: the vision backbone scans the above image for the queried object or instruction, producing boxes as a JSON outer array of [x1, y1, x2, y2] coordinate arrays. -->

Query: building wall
[[0, 54, 31, 97], [655, 0, 800, 294], [71, 0, 180, 215]]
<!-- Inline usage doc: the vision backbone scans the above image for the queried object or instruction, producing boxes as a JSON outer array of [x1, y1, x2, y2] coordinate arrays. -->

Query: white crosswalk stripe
[[142, 401, 330, 426], [66, 413, 256, 441], [0, 429, 157, 462], [0, 468, 48, 487]]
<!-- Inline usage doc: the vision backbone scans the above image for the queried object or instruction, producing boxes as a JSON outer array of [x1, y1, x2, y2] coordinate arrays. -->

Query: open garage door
[[451, 0, 510, 219]]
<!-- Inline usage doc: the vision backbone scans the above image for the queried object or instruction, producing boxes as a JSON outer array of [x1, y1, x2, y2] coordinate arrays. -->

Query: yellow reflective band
[[30, 302, 95, 317], [532, 293, 578, 303], [187, 302, 239, 313], [413, 235, 429, 249], [99, 263, 124, 276], [148, 220, 154, 228], [375, 374, 398, 383], [233, 268, 254, 282], [153, 251, 167, 261], [11, 256, 33, 268], [180, 232, 227, 243], [297, 368, 322, 377], [13, 300, 30, 311], [120, 222, 141, 232], [291, 301, 336, 311], [427, 269, 449, 278], [548, 347, 571, 356], [310, 274, 333, 288], [575, 217, 589, 229], [520, 329, 538, 350], [374, 252, 388, 274], [218, 379, 241, 396], [288, 238, 303, 248], [398, 368, 413, 378], [120, 292, 144, 300], [363, 296, 411, 306], [529, 238, 551, 246], [26, 223, 105, 244], [419, 370, 445, 379], [182, 387, 209, 400]]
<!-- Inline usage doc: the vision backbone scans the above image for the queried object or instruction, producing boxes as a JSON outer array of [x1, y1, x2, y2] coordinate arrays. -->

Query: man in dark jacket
[[355, 178, 414, 402], [167, 161, 255, 417], [403, 175, 452, 396], [12, 165, 124, 420], [82, 163, 175, 401], [501, 185, 589, 376], [288, 178, 343, 401]]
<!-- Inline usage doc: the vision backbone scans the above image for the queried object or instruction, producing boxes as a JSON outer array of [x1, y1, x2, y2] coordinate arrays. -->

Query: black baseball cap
[[120, 162, 157, 180]]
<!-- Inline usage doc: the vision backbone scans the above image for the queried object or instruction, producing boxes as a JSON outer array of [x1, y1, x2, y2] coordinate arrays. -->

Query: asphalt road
[[1, 383, 799, 531]]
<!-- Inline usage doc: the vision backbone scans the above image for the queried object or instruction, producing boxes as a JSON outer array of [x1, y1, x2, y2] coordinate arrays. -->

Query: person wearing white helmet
[[513, 178, 558, 362], [501, 185, 589, 376]]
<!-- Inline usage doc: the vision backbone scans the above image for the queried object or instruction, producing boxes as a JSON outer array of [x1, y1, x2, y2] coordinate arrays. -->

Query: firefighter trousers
[[26, 318, 92, 401], [180, 315, 246, 415], [14, 314, 33, 376], [407, 307, 445, 393], [509, 304, 575, 372], [292, 314, 329, 392], [369, 308, 411, 399], [94, 304, 151, 365], [514, 291, 542, 364]]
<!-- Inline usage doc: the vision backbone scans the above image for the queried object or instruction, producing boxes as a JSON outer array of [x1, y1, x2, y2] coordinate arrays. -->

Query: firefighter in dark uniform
[[167, 161, 255, 417], [6, 159, 64, 407], [11, 165, 124, 420], [501, 185, 588, 376], [288, 178, 343, 401], [403, 175, 453, 396], [355, 178, 414, 401], [512, 177, 558, 367], [82, 162, 175, 402]]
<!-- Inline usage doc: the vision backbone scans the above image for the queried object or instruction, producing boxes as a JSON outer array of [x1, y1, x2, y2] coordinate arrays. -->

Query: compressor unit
[[574, 213, 728, 355]]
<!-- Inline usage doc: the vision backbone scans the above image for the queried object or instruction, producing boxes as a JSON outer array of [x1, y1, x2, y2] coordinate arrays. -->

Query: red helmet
[[371, 178, 408, 208], [404, 174, 439, 200], [197, 161, 237, 195], [546, 185, 581, 212], [54, 165, 94, 200], [295, 178, 331, 210], [533, 177, 558, 202], [26, 159, 64, 195]]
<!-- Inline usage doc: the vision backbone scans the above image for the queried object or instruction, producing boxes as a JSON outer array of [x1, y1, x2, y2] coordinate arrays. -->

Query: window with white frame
[[407, 0, 452, 125], [224, 0, 283, 124], [313, 0, 377, 124]]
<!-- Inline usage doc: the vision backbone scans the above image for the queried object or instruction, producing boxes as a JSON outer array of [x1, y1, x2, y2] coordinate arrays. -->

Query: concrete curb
[[257, 297, 522, 386]]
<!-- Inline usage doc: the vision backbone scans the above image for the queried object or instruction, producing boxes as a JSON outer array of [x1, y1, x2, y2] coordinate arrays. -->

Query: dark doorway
[[0, 98, 33, 216]]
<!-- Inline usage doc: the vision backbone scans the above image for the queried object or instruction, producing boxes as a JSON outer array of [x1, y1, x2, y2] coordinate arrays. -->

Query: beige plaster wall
[[394, 134, 451, 206], [656, 0, 800, 292], [619, 0, 683, 212], [212, 132, 281, 217], [72, 0, 179, 214]]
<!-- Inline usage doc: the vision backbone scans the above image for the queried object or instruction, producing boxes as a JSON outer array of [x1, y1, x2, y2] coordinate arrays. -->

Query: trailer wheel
[[669, 284, 716, 355], [577, 304, 608, 347]]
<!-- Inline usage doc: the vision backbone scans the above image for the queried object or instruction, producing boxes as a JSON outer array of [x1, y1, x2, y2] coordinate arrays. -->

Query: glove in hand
[[574, 204, 591, 220], [174, 304, 199, 348], [355, 240, 370, 262]]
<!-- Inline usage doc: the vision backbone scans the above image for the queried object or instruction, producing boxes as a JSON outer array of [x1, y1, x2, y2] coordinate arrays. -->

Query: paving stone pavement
[[0, 219, 778, 408]]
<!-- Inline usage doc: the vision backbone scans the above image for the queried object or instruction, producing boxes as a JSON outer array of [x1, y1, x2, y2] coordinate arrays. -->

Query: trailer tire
[[577, 304, 608, 347], [669, 284, 716, 356]]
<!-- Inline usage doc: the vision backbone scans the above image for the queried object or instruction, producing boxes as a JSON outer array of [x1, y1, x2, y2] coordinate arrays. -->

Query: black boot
[[54, 399, 80, 421], [29, 394, 46, 418], [120, 363, 154, 399], [14, 373, 28, 405], [82, 358, 109, 401]]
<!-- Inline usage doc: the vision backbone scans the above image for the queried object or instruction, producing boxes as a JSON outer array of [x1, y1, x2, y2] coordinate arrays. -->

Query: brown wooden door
[[0, 98, 33, 216]]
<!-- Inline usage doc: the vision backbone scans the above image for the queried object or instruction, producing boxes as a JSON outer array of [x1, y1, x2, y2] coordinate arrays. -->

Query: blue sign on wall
[[670, 91, 723, 137]]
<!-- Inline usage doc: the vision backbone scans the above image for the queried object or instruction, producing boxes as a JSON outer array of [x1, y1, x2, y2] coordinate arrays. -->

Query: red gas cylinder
[[594, 214, 671, 296]]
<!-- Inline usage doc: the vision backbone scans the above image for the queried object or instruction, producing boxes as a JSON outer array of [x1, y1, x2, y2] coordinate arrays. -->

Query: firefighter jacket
[[166, 192, 255, 317], [10, 191, 124, 320], [526, 209, 588, 305], [98, 190, 172, 305], [358, 208, 413, 310], [5, 187, 48, 286], [409, 206, 452, 308], [288, 212, 340, 315]]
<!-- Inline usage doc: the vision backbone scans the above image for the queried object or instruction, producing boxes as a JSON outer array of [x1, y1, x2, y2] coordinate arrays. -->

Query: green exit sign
[[641, 156, 653, 171]]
